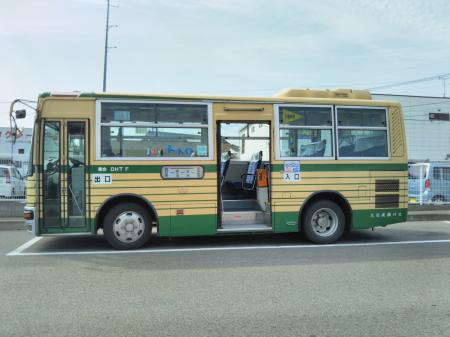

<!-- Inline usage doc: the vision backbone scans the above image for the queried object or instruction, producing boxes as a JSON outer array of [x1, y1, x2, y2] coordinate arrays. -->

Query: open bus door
[[217, 121, 272, 232]]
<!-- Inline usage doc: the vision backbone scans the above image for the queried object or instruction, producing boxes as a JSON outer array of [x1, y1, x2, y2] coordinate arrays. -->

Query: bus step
[[222, 210, 264, 225], [218, 223, 272, 233], [222, 199, 261, 211]]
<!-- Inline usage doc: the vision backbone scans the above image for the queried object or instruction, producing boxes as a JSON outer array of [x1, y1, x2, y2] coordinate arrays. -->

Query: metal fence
[[0, 199, 25, 217], [0, 195, 26, 201], [408, 162, 450, 205]]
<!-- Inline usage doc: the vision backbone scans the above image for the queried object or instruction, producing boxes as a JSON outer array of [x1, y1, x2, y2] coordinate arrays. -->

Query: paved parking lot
[[1, 221, 450, 337]]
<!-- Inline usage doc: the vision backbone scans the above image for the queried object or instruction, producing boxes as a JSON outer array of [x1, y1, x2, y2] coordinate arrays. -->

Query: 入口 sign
[[283, 160, 301, 182]]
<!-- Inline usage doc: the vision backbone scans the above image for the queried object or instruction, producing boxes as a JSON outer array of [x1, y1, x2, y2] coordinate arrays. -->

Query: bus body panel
[[26, 92, 408, 238]]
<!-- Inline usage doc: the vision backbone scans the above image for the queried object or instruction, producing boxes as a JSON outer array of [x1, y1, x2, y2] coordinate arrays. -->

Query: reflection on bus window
[[101, 126, 209, 158], [100, 102, 210, 159], [42, 121, 60, 227], [338, 130, 388, 157], [279, 129, 333, 158], [337, 107, 388, 158], [67, 122, 85, 227]]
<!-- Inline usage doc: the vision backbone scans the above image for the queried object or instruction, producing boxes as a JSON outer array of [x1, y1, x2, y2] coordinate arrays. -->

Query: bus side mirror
[[15, 110, 26, 119]]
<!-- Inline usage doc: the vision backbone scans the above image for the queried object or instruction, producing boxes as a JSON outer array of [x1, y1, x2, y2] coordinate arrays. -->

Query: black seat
[[220, 151, 232, 186], [228, 151, 263, 191]]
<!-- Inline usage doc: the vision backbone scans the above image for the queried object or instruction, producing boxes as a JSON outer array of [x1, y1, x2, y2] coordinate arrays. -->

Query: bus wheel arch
[[299, 191, 352, 234], [95, 194, 159, 232]]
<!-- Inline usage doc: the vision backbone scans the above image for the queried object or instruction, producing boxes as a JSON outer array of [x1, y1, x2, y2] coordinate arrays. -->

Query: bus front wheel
[[103, 202, 152, 250], [302, 200, 345, 244]]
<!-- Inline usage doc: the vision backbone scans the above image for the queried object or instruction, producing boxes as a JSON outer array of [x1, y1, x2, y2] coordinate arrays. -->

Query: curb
[[0, 220, 25, 231], [407, 212, 450, 222]]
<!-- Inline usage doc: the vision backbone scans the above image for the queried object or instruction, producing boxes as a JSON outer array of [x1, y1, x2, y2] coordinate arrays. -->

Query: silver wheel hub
[[311, 208, 339, 237], [113, 211, 146, 243]]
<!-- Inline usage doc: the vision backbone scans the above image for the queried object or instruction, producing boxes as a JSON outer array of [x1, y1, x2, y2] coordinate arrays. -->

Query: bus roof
[[38, 88, 401, 106]]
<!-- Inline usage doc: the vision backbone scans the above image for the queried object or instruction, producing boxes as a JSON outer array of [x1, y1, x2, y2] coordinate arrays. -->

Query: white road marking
[[445, 221, 450, 224], [7, 237, 43, 256], [6, 238, 450, 257]]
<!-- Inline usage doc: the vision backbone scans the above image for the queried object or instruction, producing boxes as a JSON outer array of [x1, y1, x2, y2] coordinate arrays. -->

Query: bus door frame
[[39, 118, 91, 234]]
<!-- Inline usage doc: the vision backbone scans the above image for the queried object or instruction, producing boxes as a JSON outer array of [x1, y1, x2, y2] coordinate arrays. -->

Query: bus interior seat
[[299, 140, 326, 157], [349, 136, 387, 157], [220, 151, 232, 186], [227, 151, 263, 191], [338, 137, 355, 157]]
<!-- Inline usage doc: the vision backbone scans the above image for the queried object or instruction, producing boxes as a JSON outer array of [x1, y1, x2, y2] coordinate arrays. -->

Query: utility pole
[[442, 78, 447, 97], [102, 0, 117, 92]]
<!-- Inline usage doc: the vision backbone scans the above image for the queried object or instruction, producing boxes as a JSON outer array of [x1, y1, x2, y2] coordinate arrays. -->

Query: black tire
[[302, 200, 345, 244], [103, 202, 152, 250]]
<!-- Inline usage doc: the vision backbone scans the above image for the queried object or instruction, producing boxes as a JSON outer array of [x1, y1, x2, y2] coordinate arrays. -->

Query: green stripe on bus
[[271, 163, 407, 172], [272, 207, 407, 232], [164, 214, 217, 237], [36, 163, 406, 175], [36, 164, 218, 174], [90, 164, 217, 174], [75, 92, 196, 100], [352, 208, 408, 229], [88, 163, 406, 174], [79, 93, 210, 101], [37, 207, 407, 236]]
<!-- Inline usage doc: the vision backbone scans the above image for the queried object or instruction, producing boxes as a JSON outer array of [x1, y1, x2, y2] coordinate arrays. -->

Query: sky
[[1, 0, 450, 127]]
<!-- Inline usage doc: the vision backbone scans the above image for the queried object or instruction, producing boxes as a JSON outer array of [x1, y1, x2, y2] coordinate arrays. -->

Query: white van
[[408, 162, 450, 204], [0, 165, 25, 198]]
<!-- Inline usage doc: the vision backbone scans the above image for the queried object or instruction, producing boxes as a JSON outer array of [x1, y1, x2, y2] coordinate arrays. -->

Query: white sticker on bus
[[283, 160, 301, 182], [92, 174, 112, 185], [196, 145, 208, 157]]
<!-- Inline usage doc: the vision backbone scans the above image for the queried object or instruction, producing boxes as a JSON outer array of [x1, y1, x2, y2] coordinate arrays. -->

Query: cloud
[[0, 0, 104, 37], [0, 0, 450, 110]]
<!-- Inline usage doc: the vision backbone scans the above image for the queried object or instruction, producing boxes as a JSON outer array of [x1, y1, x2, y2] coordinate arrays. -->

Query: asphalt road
[[1, 221, 450, 337]]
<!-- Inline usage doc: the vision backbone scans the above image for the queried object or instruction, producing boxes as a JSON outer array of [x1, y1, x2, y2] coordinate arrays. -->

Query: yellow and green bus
[[19, 88, 408, 249]]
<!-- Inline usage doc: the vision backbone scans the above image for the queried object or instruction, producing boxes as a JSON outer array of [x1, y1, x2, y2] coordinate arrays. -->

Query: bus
[[18, 88, 408, 249]]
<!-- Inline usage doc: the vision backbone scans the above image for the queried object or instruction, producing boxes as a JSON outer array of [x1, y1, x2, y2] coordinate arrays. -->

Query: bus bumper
[[23, 206, 37, 235]]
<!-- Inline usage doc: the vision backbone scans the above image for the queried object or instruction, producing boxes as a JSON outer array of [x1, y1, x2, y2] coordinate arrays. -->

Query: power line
[[402, 99, 450, 108], [0, 99, 36, 104], [368, 72, 450, 93]]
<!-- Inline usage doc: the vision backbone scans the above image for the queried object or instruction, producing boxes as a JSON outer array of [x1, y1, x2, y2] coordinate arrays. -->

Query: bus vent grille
[[375, 179, 399, 192], [390, 107, 404, 157], [375, 194, 399, 208]]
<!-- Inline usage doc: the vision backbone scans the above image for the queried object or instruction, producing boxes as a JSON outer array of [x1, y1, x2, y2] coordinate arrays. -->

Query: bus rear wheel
[[103, 202, 152, 250], [302, 200, 345, 244]]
